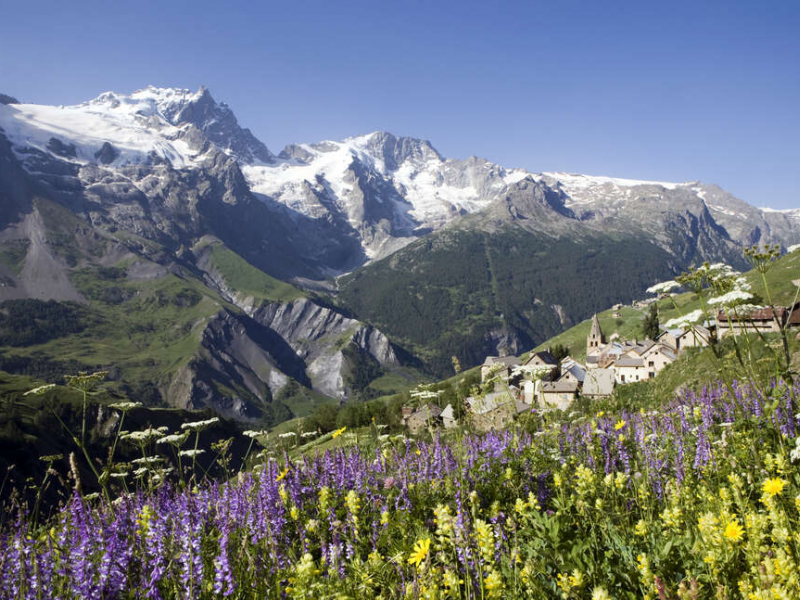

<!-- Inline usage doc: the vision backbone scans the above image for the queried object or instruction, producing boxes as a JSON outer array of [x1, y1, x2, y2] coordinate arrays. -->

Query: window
[[648, 361, 654, 367]]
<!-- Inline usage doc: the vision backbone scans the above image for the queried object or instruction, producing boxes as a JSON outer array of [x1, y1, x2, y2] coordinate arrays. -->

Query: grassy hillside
[[535, 249, 800, 360], [205, 241, 303, 303], [339, 226, 677, 377]]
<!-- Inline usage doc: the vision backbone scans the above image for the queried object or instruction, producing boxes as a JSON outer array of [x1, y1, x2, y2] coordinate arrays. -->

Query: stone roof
[[441, 404, 455, 420], [541, 380, 579, 393], [409, 404, 442, 420], [524, 350, 558, 366], [614, 356, 644, 367], [482, 355, 522, 367], [560, 361, 586, 383]]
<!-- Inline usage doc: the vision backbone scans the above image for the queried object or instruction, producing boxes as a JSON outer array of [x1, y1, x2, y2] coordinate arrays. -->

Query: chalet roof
[[483, 355, 522, 367], [524, 350, 558, 366], [441, 404, 455, 420], [661, 347, 678, 361], [583, 368, 616, 396], [717, 307, 786, 323], [542, 380, 579, 393], [615, 356, 644, 367], [560, 361, 586, 383], [585, 354, 599, 364], [410, 404, 442, 420]]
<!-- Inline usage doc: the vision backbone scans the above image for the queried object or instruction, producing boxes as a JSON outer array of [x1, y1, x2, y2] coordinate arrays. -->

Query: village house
[[657, 324, 713, 351], [582, 368, 616, 399], [403, 404, 442, 435], [440, 404, 458, 429], [640, 343, 678, 379], [480, 355, 522, 383], [465, 392, 518, 432], [540, 379, 580, 410], [716, 303, 800, 338]]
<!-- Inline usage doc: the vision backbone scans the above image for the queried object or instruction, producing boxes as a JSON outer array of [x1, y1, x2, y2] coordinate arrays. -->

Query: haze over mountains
[[1, 86, 798, 420]]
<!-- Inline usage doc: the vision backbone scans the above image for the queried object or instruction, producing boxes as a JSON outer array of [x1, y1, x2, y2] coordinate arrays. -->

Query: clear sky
[[1, 0, 798, 208]]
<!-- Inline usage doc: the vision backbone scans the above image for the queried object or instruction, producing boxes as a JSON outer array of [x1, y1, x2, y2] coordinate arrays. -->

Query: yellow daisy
[[408, 537, 431, 567]]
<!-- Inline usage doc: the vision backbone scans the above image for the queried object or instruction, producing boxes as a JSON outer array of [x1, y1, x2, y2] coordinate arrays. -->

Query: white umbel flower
[[665, 309, 705, 329], [180, 417, 219, 432], [646, 280, 679, 294], [707, 290, 754, 307]]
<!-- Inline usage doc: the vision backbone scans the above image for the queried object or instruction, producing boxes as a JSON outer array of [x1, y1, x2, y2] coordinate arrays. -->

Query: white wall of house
[[615, 363, 645, 383]]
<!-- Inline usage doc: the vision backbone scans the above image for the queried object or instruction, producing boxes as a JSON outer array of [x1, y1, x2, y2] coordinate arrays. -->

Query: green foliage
[[0, 300, 86, 346], [0, 239, 30, 274], [549, 343, 570, 362], [642, 303, 659, 340], [342, 342, 384, 398]]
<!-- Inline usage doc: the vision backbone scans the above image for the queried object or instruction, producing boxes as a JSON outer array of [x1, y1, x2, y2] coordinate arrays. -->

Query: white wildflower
[[179, 449, 205, 458], [646, 280, 680, 294], [300, 432, 317, 438], [122, 428, 166, 443], [110, 472, 129, 479], [24, 384, 57, 396], [131, 456, 163, 465], [133, 467, 148, 477], [707, 290, 754, 307], [243, 429, 268, 438], [157, 433, 189, 445], [180, 417, 219, 432], [665, 309, 704, 329], [703, 263, 739, 277], [278, 432, 297, 439], [732, 277, 752, 292]]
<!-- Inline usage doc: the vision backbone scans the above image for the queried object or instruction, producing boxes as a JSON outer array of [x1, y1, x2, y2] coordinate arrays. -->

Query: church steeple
[[587, 313, 605, 355]]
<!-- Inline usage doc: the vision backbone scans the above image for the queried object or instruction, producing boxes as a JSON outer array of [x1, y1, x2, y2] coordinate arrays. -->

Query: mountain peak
[[346, 130, 443, 170]]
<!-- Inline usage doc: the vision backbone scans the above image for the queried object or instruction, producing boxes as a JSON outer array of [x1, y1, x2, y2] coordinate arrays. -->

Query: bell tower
[[587, 313, 605, 355]]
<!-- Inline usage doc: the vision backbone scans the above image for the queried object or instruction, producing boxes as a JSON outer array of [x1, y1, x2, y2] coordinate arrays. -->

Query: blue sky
[[1, 0, 798, 208]]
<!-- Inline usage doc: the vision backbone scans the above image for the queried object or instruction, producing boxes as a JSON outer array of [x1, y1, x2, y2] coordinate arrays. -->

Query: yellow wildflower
[[276, 467, 289, 482], [762, 477, 787, 498], [723, 519, 744, 543], [331, 426, 346, 439], [484, 569, 503, 597], [408, 537, 431, 567], [614, 420, 626, 430]]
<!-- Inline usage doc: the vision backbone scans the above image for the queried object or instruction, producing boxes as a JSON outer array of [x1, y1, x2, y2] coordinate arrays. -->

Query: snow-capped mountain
[[1, 85, 799, 276], [0, 85, 272, 171]]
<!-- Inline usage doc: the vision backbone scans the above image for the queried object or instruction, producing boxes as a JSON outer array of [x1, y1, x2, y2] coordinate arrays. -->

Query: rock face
[[252, 298, 398, 398], [169, 298, 400, 420]]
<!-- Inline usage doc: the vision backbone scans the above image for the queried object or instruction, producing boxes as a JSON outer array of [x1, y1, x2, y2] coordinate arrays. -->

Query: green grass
[[0, 239, 30, 275], [0, 263, 227, 396], [207, 243, 303, 303]]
